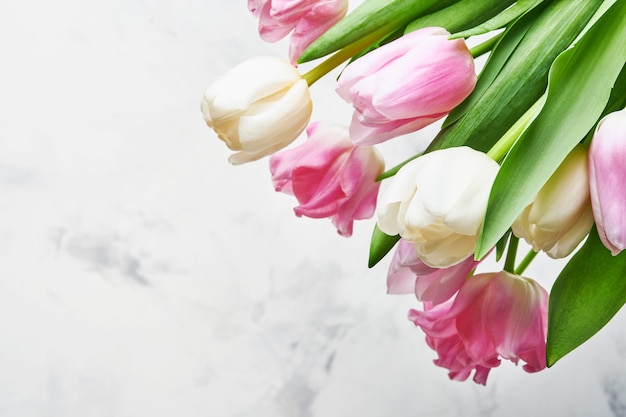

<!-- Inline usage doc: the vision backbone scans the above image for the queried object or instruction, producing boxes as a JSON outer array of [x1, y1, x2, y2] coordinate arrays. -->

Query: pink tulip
[[409, 271, 548, 385], [248, 0, 349, 64], [387, 239, 478, 305], [589, 108, 626, 255], [270, 121, 384, 236], [336, 27, 476, 145]]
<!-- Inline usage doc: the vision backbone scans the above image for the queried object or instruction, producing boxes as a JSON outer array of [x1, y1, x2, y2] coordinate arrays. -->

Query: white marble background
[[1, 1, 626, 416]]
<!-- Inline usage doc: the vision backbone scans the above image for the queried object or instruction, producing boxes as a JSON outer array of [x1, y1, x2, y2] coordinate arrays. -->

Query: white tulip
[[512, 145, 593, 258], [377, 146, 499, 268], [201, 56, 312, 164]]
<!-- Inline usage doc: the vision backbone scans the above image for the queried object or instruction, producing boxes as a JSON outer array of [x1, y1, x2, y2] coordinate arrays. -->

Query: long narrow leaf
[[451, 0, 546, 39], [405, 0, 515, 35]]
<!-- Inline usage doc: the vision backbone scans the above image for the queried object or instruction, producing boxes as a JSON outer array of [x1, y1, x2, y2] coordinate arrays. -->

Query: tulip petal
[[229, 80, 312, 164], [349, 111, 444, 146], [416, 147, 498, 236], [289, 0, 348, 63], [206, 57, 302, 121], [376, 158, 424, 236], [589, 109, 626, 255], [546, 205, 594, 259], [336, 27, 447, 101]]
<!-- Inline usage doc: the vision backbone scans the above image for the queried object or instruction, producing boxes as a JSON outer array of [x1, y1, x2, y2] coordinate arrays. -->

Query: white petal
[[546, 205, 594, 259], [417, 147, 498, 235], [207, 56, 303, 121], [416, 233, 477, 268], [376, 158, 424, 235], [237, 79, 312, 153], [529, 146, 589, 231]]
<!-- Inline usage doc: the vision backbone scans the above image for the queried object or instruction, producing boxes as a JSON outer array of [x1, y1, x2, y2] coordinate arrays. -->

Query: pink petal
[[349, 111, 444, 146], [387, 239, 429, 294], [336, 27, 447, 101], [289, 0, 348, 63], [589, 109, 626, 255], [414, 255, 477, 305]]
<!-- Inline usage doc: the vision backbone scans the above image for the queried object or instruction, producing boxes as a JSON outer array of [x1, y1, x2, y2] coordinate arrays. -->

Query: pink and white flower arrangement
[[201, 0, 626, 385]]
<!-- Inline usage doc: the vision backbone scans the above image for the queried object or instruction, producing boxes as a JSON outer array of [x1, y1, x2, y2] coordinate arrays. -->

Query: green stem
[[302, 24, 394, 86], [503, 235, 519, 273], [514, 249, 538, 275], [469, 32, 503, 59], [486, 96, 545, 162]]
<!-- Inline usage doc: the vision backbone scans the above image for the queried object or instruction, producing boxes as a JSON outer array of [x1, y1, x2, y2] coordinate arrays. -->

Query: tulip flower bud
[[512, 145, 594, 258], [201, 56, 312, 165], [336, 27, 476, 145], [588, 109, 626, 255], [409, 271, 548, 385], [376, 146, 499, 268], [248, 0, 348, 64], [270, 121, 384, 236]]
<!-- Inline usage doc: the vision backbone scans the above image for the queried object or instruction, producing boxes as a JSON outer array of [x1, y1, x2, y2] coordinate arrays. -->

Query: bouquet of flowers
[[200, 0, 626, 385]]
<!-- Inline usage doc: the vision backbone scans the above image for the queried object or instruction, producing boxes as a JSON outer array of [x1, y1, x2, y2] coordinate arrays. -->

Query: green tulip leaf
[[298, 0, 458, 63], [476, 0, 626, 259], [431, 0, 602, 151], [368, 225, 400, 268], [547, 229, 626, 366], [405, 0, 515, 36], [450, 0, 546, 39]]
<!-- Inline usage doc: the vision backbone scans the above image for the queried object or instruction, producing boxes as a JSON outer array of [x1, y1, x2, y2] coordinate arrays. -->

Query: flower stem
[[503, 235, 519, 273], [514, 249, 538, 275], [486, 97, 545, 162], [469, 32, 503, 59], [302, 24, 394, 86]]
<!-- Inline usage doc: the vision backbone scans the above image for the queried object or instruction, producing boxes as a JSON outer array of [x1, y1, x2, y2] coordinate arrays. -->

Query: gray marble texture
[[1, 1, 625, 416]]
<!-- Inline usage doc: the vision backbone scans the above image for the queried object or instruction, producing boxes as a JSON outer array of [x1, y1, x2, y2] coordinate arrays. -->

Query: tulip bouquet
[[201, 0, 626, 385]]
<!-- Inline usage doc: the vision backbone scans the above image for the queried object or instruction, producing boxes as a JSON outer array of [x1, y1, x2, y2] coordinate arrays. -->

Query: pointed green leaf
[[547, 229, 626, 366], [298, 0, 458, 63], [429, 0, 603, 152], [368, 225, 400, 268], [450, 0, 546, 39], [476, 0, 626, 259], [405, 0, 515, 35]]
